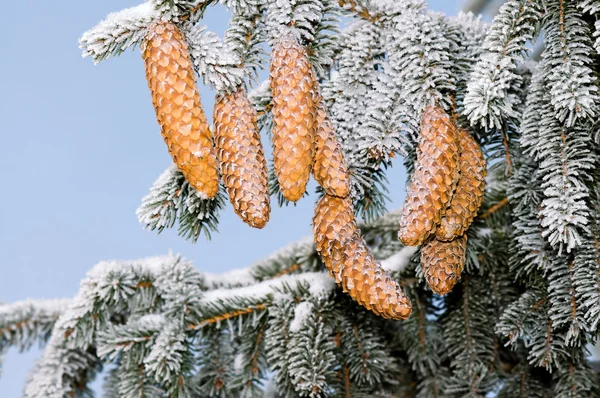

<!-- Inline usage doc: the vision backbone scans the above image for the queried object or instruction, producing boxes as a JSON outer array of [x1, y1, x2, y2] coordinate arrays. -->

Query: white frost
[[201, 272, 335, 304], [380, 246, 418, 273], [289, 301, 313, 333]]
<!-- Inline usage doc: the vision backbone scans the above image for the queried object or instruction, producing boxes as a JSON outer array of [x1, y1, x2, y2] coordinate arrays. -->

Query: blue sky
[[0, 0, 461, 395]]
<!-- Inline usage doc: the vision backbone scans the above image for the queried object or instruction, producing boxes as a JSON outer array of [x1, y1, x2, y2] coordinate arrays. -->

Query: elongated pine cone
[[398, 105, 460, 246], [270, 35, 317, 202], [436, 129, 486, 241], [313, 195, 412, 320], [143, 22, 219, 198], [214, 86, 270, 228], [340, 235, 413, 320], [421, 235, 467, 295], [313, 100, 351, 198], [313, 195, 357, 279]]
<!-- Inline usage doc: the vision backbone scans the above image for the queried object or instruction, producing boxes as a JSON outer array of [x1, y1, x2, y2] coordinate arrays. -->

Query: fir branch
[[185, 24, 246, 91], [553, 360, 598, 397], [188, 304, 266, 329], [543, 0, 599, 127], [79, 3, 158, 63], [579, 0, 600, 15], [337, 0, 380, 23], [137, 165, 226, 243], [287, 299, 337, 397], [546, 258, 588, 346], [0, 299, 70, 376], [480, 197, 510, 219], [463, 0, 542, 129], [152, 0, 214, 22]]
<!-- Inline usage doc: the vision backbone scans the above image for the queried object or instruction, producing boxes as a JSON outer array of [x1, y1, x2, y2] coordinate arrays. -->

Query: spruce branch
[[463, 0, 542, 129], [543, 0, 599, 127], [79, 3, 158, 63]]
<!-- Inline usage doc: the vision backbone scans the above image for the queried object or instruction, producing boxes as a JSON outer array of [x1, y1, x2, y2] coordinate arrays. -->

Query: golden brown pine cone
[[143, 22, 219, 199], [340, 235, 413, 320], [313, 100, 351, 198], [313, 195, 357, 280], [420, 235, 467, 295], [313, 195, 412, 320], [270, 35, 317, 202], [436, 128, 486, 241], [213, 86, 270, 228], [399, 105, 460, 246]]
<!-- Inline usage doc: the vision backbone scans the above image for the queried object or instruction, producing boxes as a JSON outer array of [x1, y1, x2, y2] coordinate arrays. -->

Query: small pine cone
[[420, 235, 467, 295], [213, 86, 270, 228], [313, 100, 351, 198], [399, 105, 460, 246], [313, 195, 412, 320], [313, 195, 357, 280], [143, 22, 219, 198], [340, 234, 413, 320], [436, 129, 486, 241], [270, 35, 317, 202]]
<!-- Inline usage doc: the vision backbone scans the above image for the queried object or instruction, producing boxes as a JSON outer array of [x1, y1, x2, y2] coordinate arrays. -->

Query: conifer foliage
[[3, 0, 600, 396]]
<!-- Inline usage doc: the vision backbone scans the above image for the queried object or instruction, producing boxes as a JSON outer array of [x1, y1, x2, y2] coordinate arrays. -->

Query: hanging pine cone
[[313, 195, 357, 280], [143, 22, 219, 199], [313, 99, 351, 198], [398, 105, 460, 246], [420, 235, 467, 295], [213, 86, 270, 228], [270, 35, 317, 202], [313, 195, 412, 320], [436, 128, 486, 241], [340, 234, 413, 320]]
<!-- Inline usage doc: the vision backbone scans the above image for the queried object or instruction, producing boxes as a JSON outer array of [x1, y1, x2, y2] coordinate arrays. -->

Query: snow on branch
[[136, 165, 226, 242], [463, 0, 542, 129], [543, 0, 599, 127], [186, 25, 246, 91], [79, 3, 158, 63], [386, 4, 456, 114], [0, 299, 70, 374]]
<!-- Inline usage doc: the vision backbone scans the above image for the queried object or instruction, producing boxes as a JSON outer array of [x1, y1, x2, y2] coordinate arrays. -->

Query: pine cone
[[340, 234, 413, 320], [313, 100, 351, 198], [436, 128, 486, 241], [313, 195, 357, 280], [270, 35, 317, 202], [143, 22, 219, 199], [420, 235, 467, 295], [399, 105, 460, 246], [214, 86, 270, 228], [313, 195, 412, 320]]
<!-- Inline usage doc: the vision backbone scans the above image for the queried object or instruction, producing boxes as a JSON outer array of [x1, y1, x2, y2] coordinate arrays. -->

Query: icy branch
[[79, 3, 158, 63]]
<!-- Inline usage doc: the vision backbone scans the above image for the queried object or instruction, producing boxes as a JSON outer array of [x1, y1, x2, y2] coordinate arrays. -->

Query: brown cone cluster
[[436, 128, 486, 241], [142, 21, 219, 199], [313, 195, 412, 320], [398, 105, 486, 295], [313, 100, 351, 198], [421, 235, 468, 295], [213, 86, 270, 228], [399, 105, 460, 246], [270, 35, 318, 202], [268, 36, 404, 319], [140, 24, 404, 318]]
